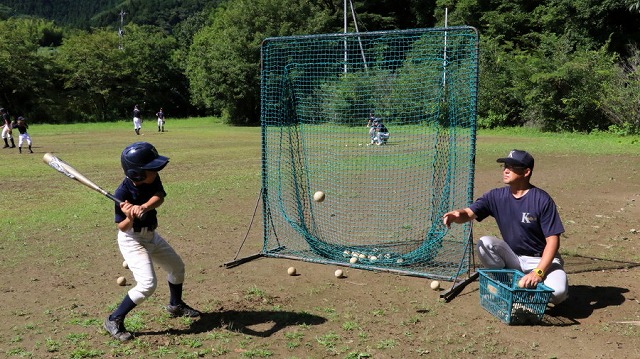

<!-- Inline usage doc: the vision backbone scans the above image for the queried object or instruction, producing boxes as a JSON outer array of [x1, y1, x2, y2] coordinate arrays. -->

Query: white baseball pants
[[18, 133, 32, 147], [1, 125, 11, 139], [117, 228, 185, 304], [476, 235, 569, 304]]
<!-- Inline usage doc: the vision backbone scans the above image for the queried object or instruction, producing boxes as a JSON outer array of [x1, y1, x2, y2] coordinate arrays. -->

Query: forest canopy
[[0, 0, 638, 133]]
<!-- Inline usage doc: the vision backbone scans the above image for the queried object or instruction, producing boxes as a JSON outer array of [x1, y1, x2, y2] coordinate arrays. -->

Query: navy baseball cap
[[496, 149, 534, 169]]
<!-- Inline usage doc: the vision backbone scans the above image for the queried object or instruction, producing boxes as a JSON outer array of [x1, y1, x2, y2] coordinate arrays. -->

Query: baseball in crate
[[443, 149, 569, 308], [479, 269, 553, 324]]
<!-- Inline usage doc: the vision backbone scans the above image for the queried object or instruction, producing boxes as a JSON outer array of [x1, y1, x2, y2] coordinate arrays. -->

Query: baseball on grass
[[116, 276, 127, 286], [287, 266, 297, 276], [334, 269, 344, 278], [313, 191, 325, 202], [430, 280, 440, 290], [122, 260, 128, 269]]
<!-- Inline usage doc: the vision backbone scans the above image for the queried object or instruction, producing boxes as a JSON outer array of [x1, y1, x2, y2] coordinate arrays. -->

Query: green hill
[[0, 0, 213, 30]]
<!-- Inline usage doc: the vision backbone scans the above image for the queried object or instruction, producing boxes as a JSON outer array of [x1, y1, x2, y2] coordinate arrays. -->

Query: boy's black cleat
[[166, 302, 201, 318], [103, 316, 133, 341]]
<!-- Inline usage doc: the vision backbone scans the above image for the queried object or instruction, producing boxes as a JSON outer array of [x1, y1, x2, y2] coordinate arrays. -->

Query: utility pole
[[118, 9, 126, 50], [343, 0, 366, 73]]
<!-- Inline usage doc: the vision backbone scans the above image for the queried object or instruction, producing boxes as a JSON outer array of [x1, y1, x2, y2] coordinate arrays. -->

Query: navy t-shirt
[[469, 186, 564, 256], [114, 175, 166, 228]]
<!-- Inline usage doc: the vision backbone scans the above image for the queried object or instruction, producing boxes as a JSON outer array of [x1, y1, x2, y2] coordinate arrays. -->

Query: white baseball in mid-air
[[313, 191, 325, 202], [287, 267, 297, 276], [122, 261, 128, 269], [117, 276, 127, 286], [334, 269, 344, 278], [430, 280, 440, 290]]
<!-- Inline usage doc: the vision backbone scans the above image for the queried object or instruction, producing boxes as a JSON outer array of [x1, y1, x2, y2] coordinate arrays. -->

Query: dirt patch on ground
[[3, 135, 640, 358]]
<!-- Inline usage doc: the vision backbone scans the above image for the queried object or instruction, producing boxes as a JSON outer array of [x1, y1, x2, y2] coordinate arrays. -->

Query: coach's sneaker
[[103, 316, 133, 341], [166, 302, 201, 318]]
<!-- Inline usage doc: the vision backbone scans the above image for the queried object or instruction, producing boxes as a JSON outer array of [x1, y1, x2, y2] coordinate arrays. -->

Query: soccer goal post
[[251, 26, 478, 285]]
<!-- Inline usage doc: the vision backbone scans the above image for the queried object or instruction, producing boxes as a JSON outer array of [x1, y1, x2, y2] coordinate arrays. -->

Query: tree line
[[0, 0, 639, 133]]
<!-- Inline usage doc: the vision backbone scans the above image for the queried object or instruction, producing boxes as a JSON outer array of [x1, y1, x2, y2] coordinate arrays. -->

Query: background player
[[132, 104, 142, 135], [103, 141, 200, 341], [15, 116, 33, 153], [373, 119, 389, 145], [156, 108, 165, 132], [1, 108, 15, 148], [366, 112, 378, 145]]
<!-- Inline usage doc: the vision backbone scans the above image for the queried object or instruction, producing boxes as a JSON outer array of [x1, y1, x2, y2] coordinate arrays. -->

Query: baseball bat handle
[[105, 191, 148, 221], [105, 192, 123, 205], [103, 189, 149, 220]]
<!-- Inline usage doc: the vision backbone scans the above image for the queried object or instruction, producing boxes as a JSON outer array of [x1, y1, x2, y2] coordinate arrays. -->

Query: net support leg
[[223, 253, 265, 268], [224, 189, 263, 269], [440, 226, 477, 302], [440, 271, 479, 302]]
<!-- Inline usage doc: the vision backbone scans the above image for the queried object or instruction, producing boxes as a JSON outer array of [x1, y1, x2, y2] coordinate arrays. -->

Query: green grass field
[[1, 118, 639, 358], [2, 117, 261, 238]]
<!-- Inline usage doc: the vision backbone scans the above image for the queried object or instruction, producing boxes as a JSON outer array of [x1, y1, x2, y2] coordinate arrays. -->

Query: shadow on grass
[[543, 285, 628, 326], [140, 310, 327, 337]]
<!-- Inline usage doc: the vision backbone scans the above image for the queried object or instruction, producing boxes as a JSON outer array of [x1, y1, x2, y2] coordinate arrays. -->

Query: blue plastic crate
[[478, 269, 553, 325]]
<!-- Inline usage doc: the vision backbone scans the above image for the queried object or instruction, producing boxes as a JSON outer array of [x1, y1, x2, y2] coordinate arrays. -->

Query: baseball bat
[[43, 152, 123, 204], [43, 153, 149, 220]]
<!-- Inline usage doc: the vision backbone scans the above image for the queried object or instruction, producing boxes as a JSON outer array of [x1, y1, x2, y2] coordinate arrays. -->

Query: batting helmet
[[121, 142, 169, 181]]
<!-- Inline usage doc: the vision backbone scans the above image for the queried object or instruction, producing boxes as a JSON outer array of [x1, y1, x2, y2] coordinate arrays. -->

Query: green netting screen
[[260, 26, 478, 281]]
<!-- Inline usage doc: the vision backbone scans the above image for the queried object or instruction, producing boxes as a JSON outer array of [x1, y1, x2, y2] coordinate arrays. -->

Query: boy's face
[[133, 170, 157, 185]]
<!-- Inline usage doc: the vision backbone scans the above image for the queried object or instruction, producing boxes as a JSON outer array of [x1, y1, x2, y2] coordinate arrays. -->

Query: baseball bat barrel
[[42, 152, 122, 204]]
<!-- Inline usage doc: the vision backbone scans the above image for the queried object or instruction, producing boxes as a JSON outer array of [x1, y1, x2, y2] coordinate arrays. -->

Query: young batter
[[103, 141, 200, 341]]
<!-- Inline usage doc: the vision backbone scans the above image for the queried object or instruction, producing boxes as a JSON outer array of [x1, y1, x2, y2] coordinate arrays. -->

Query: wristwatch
[[532, 268, 544, 277]]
